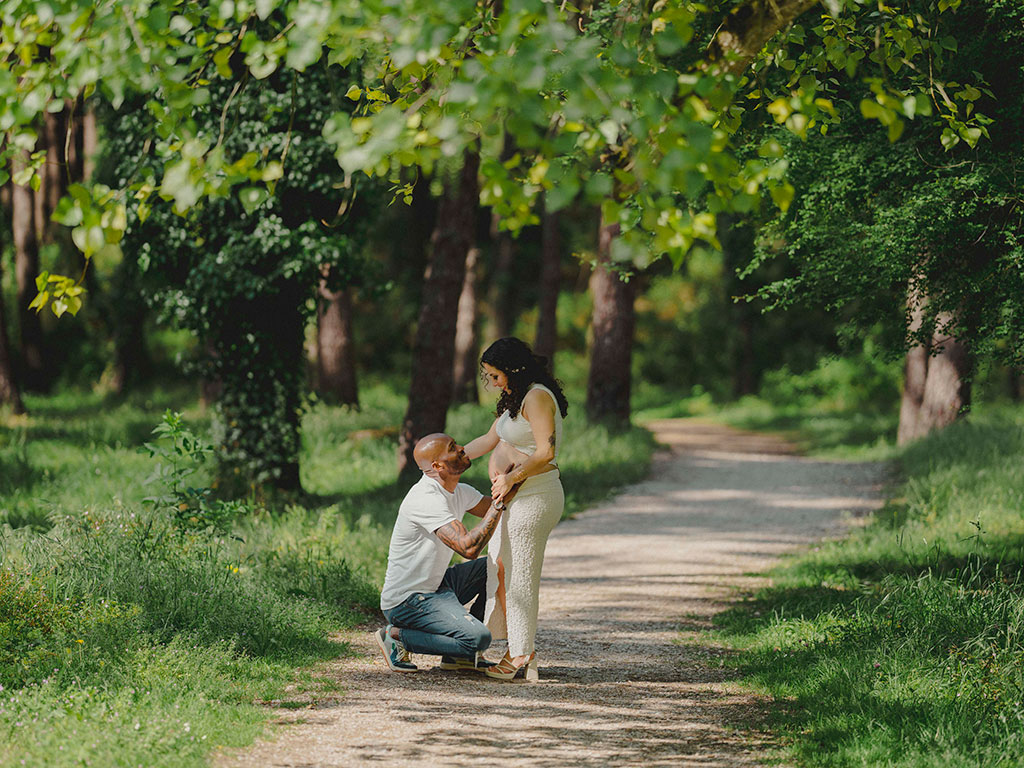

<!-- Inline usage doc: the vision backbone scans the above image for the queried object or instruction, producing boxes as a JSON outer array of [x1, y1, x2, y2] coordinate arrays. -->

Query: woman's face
[[481, 363, 509, 394]]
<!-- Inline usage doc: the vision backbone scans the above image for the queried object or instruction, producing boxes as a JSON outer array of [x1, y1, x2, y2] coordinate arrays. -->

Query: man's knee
[[458, 618, 491, 653]]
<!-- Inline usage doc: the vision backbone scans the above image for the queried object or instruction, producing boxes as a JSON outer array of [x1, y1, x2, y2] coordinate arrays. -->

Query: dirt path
[[216, 419, 885, 768]]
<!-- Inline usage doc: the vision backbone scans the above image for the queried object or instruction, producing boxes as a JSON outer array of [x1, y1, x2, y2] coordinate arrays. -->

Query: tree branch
[[705, 0, 822, 76]]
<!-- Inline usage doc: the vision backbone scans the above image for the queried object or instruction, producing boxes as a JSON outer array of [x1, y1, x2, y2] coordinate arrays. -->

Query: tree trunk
[[1009, 368, 1023, 402], [10, 155, 46, 390], [488, 217, 515, 340], [485, 132, 518, 341], [38, 109, 68, 244], [0, 252, 26, 414], [898, 291, 972, 443], [107, 284, 150, 396], [397, 149, 480, 481], [719, 214, 758, 397], [897, 287, 931, 445], [917, 313, 972, 435], [81, 106, 97, 181], [316, 275, 359, 407], [585, 217, 635, 423], [534, 200, 561, 370], [451, 245, 481, 404]]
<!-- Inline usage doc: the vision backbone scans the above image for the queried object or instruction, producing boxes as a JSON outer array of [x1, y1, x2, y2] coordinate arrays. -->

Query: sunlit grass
[[711, 406, 1024, 768], [0, 377, 657, 767]]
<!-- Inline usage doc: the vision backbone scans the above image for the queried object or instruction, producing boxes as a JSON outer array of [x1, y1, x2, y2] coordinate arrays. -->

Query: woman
[[464, 337, 569, 681]]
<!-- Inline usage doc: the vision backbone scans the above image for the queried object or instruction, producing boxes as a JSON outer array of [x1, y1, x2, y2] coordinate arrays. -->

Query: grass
[[0, 377, 656, 767], [708, 405, 1024, 768], [634, 346, 904, 461]]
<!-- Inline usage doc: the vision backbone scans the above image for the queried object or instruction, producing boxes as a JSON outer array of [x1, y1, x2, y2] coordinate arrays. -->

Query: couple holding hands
[[376, 337, 569, 682]]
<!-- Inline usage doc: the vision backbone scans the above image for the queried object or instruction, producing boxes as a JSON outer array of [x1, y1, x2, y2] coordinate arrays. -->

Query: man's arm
[[434, 498, 504, 560]]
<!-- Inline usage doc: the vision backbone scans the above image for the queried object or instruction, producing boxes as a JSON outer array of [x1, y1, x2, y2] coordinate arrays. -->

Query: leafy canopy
[[1, 0, 989, 305]]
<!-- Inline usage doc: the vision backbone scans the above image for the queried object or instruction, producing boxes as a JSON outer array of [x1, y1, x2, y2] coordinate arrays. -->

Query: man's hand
[[434, 500, 504, 560]]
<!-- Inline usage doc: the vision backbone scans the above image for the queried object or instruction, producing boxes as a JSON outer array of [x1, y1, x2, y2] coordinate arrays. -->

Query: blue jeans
[[383, 558, 491, 659]]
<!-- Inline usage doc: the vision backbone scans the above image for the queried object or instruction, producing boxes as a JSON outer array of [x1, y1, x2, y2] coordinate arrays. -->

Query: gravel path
[[216, 419, 885, 768]]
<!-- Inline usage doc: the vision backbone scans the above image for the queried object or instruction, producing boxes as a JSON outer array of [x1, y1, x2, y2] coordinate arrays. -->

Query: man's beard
[[447, 455, 471, 474]]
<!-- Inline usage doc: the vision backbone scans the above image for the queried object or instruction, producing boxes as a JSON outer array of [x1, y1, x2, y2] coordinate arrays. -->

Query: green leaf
[[28, 291, 49, 312], [239, 186, 269, 213], [859, 99, 887, 121], [770, 182, 795, 213], [546, 177, 580, 212]]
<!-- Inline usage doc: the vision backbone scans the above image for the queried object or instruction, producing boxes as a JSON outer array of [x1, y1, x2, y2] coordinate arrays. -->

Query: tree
[[586, 217, 635, 423], [316, 272, 360, 408], [533, 197, 561, 368], [748, 0, 1022, 439], [0, 0, 997, 452], [9, 153, 46, 390], [98, 63, 384, 490], [397, 149, 480, 482], [0, 235, 25, 414], [452, 244, 481, 404]]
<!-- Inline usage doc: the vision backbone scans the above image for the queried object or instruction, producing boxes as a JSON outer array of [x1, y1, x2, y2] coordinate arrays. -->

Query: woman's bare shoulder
[[523, 386, 556, 414]]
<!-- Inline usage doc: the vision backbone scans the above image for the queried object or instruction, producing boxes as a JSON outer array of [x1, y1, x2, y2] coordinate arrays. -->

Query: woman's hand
[[491, 465, 524, 501]]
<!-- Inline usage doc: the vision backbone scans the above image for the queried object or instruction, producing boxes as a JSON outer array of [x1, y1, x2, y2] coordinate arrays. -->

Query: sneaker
[[375, 626, 418, 672], [438, 652, 497, 671]]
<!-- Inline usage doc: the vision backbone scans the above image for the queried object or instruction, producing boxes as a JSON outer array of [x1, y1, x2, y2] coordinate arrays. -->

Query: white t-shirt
[[379, 475, 484, 611]]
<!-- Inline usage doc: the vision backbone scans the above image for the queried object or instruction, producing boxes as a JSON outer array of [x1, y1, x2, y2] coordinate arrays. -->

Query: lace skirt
[[484, 470, 564, 657]]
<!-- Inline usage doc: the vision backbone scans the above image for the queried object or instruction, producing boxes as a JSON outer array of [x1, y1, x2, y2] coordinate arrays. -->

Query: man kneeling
[[376, 433, 506, 672]]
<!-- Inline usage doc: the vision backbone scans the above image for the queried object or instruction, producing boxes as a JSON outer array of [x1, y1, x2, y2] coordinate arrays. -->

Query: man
[[376, 432, 507, 672]]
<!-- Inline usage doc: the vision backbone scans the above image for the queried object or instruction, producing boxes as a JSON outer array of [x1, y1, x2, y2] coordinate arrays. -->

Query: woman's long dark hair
[[480, 337, 569, 419]]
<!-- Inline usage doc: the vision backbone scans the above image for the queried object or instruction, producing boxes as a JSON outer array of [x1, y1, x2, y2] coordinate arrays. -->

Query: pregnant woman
[[464, 337, 568, 681]]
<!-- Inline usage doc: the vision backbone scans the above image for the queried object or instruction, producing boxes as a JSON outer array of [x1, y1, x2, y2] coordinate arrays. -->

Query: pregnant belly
[[489, 441, 529, 480], [488, 441, 557, 480]]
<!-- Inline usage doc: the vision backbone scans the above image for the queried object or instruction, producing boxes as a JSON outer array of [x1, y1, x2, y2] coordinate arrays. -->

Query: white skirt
[[485, 470, 564, 657]]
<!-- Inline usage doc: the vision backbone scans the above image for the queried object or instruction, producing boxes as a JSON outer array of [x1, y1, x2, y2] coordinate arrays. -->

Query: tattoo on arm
[[548, 434, 556, 448], [434, 504, 503, 559]]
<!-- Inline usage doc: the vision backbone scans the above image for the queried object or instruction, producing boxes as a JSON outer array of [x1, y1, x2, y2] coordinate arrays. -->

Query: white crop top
[[495, 384, 563, 463]]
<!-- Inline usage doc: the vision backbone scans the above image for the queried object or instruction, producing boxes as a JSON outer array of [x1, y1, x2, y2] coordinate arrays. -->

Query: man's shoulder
[[399, 476, 450, 517]]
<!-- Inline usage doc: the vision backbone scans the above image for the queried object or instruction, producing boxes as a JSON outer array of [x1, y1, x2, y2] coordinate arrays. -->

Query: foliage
[[712, 405, 1024, 767], [747, 0, 1024, 361], [142, 410, 249, 532], [0, 0, 991, 306], [97, 61, 387, 488]]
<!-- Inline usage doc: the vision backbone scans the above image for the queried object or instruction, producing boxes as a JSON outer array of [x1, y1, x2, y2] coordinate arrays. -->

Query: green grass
[[0, 378, 656, 767], [709, 405, 1024, 768]]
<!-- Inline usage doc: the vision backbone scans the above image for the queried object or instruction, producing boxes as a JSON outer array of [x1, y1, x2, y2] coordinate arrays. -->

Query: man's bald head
[[413, 433, 450, 472]]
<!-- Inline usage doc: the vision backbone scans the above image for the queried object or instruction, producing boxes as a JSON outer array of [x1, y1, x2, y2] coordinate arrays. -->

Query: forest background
[[1, 0, 1023, 766]]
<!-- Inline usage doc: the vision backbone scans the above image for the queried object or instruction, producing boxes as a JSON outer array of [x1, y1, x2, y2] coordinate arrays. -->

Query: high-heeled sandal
[[484, 651, 538, 682]]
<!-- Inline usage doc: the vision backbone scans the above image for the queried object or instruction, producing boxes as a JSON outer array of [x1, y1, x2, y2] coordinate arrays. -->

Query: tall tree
[[10, 154, 45, 390], [586, 217, 635, 423], [897, 285, 930, 444], [451, 244, 481, 404], [397, 149, 480, 481], [534, 199, 561, 368], [316, 272, 360, 407], [0, 199, 25, 414], [99, 64, 383, 490]]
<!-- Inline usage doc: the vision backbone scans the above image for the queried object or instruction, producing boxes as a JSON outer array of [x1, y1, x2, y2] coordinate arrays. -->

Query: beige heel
[[524, 657, 539, 683], [484, 651, 537, 681]]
